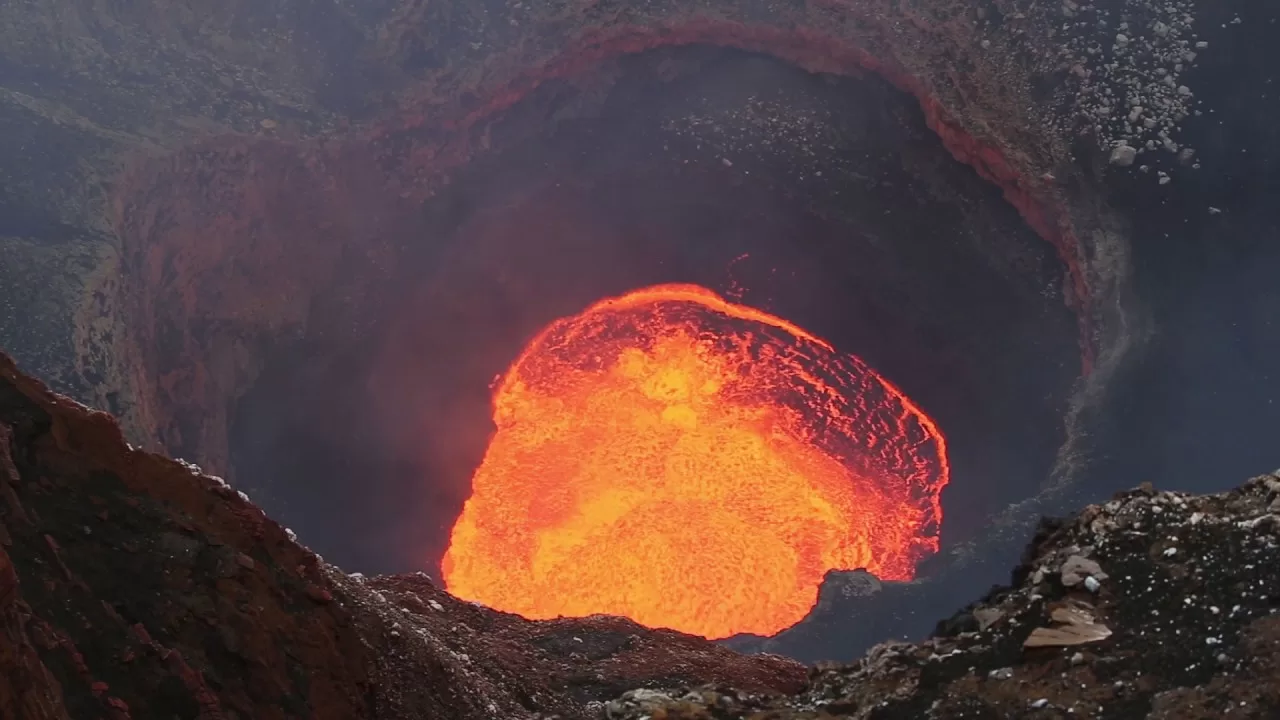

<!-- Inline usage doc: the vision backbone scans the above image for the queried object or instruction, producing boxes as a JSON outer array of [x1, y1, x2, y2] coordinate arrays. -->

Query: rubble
[[1016, 0, 1245, 184], [604, 476, 1280, 718]]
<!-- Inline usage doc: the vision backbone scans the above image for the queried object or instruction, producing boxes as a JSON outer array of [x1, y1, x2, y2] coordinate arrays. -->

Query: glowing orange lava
[[441, 284, 949, 639]]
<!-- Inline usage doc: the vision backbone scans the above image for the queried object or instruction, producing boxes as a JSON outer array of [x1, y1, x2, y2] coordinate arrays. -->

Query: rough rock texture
[[606, 481, 1280, 719], [0, 0, 1151, 476], [0, 351, 805, 719]]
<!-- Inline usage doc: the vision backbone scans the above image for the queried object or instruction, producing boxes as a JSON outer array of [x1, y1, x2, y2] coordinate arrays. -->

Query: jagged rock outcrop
[[0, 351, 804, 719], [4, 347, 1280, 719]]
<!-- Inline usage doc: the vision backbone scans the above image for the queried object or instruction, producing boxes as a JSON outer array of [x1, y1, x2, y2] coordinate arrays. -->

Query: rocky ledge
[[2, 345, 1279, 719]]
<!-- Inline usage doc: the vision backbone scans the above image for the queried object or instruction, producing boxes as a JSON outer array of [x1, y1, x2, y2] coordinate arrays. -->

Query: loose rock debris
[[1014, 0, 1246, 186], [605, 474, 1280, 719]]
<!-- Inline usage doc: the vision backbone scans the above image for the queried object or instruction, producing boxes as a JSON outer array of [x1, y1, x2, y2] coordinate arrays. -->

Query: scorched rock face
[[442, 284, 948, 638]]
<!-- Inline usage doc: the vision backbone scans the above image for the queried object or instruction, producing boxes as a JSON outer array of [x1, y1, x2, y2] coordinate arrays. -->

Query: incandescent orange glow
[[441, 284, 949, 639]]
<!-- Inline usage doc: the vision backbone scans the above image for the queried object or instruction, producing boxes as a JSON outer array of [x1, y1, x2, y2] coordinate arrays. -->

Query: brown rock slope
[[0, 350, 804, 720], [4, 344, 1280, 719]]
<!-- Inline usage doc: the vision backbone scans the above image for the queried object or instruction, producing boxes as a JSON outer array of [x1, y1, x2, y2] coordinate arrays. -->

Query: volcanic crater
[[0, 0, 1168, 663], [4, 0, 1280, 711], [189, 46, 1086, 646]]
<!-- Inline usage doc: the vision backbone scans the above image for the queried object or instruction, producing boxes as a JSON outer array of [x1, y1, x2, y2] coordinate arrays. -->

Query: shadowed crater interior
[[224, 47, 1080, 638]]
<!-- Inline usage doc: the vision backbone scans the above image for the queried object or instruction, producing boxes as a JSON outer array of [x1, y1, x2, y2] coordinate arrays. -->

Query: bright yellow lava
[[441, 284, 949, 638]]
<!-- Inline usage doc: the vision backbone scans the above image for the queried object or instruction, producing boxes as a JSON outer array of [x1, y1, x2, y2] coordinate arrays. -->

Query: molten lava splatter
[[441, 284, 949, 639]]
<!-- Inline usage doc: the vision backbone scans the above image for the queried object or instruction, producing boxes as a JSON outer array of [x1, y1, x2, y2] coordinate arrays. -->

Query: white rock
[[1110, 144, 1138, 166]]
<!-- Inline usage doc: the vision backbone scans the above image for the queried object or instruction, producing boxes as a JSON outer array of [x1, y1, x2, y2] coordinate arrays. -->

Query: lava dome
[[441, 284, 949, 638]]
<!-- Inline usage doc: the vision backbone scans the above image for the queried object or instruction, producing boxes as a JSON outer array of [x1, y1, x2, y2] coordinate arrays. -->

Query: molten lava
[[441, 284, 948, 639]]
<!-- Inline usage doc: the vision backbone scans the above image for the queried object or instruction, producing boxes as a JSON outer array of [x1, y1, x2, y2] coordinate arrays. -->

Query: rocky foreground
[[2, 347, 1278, 719], [607, 487, 1280, 719]]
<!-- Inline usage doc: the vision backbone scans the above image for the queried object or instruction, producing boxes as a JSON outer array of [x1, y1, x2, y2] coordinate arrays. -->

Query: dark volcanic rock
[[606, 479, 1280, 719], [0, 351, 804, 719]]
